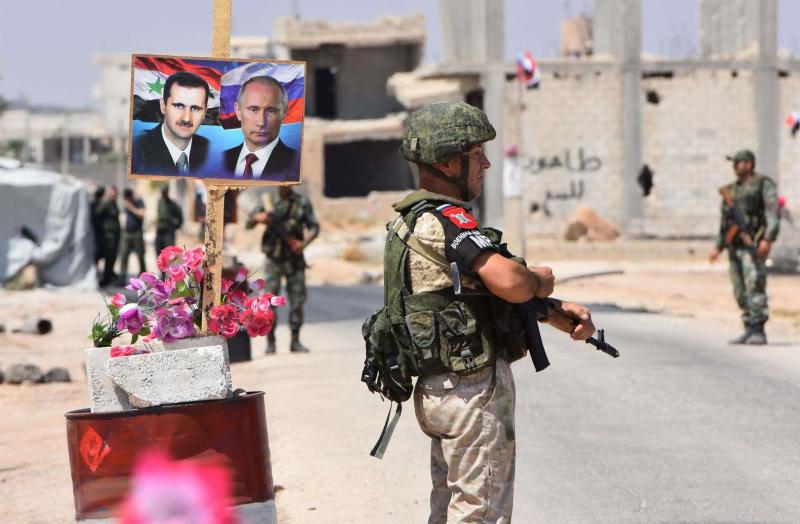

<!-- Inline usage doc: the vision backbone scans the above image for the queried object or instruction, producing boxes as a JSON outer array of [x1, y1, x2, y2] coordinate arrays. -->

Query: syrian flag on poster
[[218, 62, 305, 129], [786, 111, 799, 137], [516, 51, 540, 89], [132, 56, 222, 124]]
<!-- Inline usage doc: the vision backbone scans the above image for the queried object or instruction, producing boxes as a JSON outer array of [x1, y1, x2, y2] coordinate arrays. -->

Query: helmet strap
[[422, 153, 472, 202]]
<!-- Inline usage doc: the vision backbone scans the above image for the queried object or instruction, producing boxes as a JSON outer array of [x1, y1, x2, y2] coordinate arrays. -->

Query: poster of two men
[[129, 55, 305, 184]]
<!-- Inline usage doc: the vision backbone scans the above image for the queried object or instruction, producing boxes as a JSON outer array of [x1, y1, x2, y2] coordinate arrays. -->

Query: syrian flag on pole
[[132, 56, 222, 124], [516, 51, 540, 89], [786, 111, 799, 138], [218, 62, 305, 129]]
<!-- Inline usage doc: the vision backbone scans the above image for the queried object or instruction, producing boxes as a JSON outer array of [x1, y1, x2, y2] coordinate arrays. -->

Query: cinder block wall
[[512, 71, 624, 236], [640, 69, 757, 237], [509, 67, 797, 239]]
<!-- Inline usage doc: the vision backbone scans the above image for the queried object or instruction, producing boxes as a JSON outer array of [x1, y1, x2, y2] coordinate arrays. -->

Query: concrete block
[[105, 345, 232, 409], [80, 500, 276, 524], [85, 336, 230, 413]]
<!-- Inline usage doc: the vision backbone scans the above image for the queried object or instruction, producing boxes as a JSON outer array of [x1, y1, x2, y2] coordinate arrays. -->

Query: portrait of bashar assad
[[131, 71, 212, 176], [222, 75, 300, 182]]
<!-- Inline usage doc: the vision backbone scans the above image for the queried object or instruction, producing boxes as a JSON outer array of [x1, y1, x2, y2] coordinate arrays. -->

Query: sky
[[1, 0, 798, 109]]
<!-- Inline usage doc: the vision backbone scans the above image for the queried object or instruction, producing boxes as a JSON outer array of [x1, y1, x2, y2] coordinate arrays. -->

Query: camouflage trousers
[[264, 258, 306, 332], [119, 229, 146, 278], [728, 247, 768, 326], [414, 358, 516, 524]]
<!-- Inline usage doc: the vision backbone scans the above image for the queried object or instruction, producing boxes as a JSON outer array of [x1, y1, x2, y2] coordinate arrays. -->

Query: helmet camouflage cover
[[400, 101, 496, 164]]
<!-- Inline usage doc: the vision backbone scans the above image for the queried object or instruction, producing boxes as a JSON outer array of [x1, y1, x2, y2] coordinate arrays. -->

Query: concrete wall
[[778, 74, 800, 209], [292, 44, 418, 120], [640, 69, 758, 236], [513, 71, 624, 235], [509, 65, 797, 239]]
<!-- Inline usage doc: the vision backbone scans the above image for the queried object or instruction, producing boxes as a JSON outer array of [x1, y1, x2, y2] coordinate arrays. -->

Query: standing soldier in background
[[247, 186, 319, 354], [709, 149, 780, 345], [119, 188, 147, 280], [155, 185, 183, 257], [90, 185, 106, 265], [94, 186, 121, 287]]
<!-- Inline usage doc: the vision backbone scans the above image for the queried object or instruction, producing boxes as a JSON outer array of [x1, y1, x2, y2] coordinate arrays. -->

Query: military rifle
[[451, 262, 620, 371], [719, 187, 764, 259]]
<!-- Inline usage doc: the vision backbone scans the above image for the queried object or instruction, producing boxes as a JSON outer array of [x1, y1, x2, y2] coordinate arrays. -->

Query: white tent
[[0, 158, 97, 289]]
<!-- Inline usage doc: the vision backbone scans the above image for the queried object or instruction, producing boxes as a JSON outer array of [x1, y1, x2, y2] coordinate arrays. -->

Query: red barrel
[[65, 391, 273, 520]]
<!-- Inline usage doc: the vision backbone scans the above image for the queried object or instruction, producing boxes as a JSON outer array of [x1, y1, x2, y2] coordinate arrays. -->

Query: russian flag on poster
[[132, 57, 222, 124], [218, 62, 305, 130], [786, 111, 799, 137], [516, 51, 540, 89]]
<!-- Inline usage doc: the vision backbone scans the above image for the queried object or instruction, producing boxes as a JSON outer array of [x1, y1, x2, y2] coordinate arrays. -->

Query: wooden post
[[201, 0, 232, 333]]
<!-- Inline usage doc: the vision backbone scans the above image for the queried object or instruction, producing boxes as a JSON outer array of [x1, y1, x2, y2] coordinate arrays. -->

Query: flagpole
[[201, 0, 232, 334]]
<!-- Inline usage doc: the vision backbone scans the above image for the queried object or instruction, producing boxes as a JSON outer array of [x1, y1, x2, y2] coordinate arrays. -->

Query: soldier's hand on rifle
[[756, 239, 771, 260], [288, 238, 304, 254], [560, 302, 596, 341], [528, 266, 555, 298], [708, 248, 722, 264]]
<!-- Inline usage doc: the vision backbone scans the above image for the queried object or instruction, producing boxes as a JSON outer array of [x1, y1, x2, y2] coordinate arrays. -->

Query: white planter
[[85, 336, 231, 413]]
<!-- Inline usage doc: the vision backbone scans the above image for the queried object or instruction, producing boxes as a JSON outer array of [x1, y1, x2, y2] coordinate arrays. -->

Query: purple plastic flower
[[150, 305, 195, 343], [117, 304, 146, 335]]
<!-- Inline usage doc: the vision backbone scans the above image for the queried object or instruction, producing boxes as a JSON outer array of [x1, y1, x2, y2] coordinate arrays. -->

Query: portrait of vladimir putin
[[222, 75, 300, 181], [131, 71, 211, 176]]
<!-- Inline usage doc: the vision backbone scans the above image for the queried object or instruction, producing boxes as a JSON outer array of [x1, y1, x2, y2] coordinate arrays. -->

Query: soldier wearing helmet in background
[[388, 101, 595, 522]]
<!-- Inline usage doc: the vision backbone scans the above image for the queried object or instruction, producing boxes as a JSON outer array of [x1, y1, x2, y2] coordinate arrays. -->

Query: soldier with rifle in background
[[709, 149, 780, 345], [246, 186, 319, 354]]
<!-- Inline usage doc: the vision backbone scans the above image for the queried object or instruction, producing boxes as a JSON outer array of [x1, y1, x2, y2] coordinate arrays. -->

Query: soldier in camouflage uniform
[[246, 186, 319, 354], [94, 186, 121, 287], [119, 188, 147, 280], [399, 102, 595, 523], [155, 185, 183, 258], [709, 150, 780, 345]]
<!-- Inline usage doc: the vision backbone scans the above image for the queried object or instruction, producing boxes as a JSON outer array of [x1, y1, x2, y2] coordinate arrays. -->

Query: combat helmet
[[400, 101, 496, 200]]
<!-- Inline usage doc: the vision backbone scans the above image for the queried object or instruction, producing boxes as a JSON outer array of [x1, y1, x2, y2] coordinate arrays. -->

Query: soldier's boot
[[265, 333, 276, 355], [729, 324, 753, 344], [290, 329, 310, 353], [745, 323, 767, 345]]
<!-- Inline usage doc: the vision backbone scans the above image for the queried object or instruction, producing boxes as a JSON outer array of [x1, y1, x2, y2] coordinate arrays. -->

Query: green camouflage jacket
[[156, 197, 183, 232], [715, 174, 780, 250], [246, 189, 319, 262]]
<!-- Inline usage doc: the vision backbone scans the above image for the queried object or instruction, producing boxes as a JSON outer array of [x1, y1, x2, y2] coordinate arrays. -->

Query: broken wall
[[513, 70, 624, 236]]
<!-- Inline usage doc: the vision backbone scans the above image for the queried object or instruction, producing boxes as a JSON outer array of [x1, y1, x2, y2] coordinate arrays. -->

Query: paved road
[[289, 286, 800, 523]]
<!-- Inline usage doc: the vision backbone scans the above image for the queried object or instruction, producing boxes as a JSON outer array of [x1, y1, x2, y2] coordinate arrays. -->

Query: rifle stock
[[720, 187, 754, 247]]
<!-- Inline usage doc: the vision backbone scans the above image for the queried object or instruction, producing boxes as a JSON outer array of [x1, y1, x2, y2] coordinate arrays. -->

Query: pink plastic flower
[[119, 450, 238, 524], [193, 267, 204, 285], [157, 246, 186, 281], [244, 296, 272, 314], [240, 308, 274, 338], [250, 278, 265, 292], [150, 305, 195, 343], [270, 295, 287, 307], [183, 246, 204, 272], [221, 278, 233, 295], [208, 305, 239, 339], [235, 266, 248, 284], [117, 304, 146, 334], [111, 293, 126, 308]]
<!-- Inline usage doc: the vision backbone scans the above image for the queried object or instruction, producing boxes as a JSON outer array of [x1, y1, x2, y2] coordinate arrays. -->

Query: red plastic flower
[[156, 246, 186, 281], [240, 308, 274, 338], [110, 345, 148, 357], [208, 304, 239, 339], [119, 450, 238, 524], [226, 290, 248, 309]]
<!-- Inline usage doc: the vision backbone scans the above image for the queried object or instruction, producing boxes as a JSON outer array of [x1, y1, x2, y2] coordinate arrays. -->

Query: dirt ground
[[1, 238, 798, 522]]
